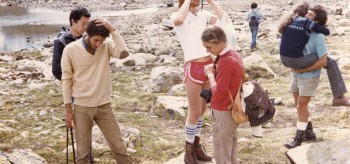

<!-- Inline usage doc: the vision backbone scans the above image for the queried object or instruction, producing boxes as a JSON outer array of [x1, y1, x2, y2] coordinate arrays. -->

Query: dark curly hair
[[309, 5, 327, 26], [86, 20, 110, 38]]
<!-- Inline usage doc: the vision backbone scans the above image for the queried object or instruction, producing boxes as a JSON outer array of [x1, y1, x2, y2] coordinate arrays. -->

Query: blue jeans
[[250, 28, 259, 49]]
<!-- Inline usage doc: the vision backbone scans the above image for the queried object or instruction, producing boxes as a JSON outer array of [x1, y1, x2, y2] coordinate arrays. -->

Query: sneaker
[[262, 122, 271, 128], [332, 97, 350, 106], [252, 125, 263, 138]]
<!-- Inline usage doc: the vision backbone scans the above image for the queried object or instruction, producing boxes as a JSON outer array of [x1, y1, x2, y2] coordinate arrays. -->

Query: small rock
[[335, 8, 342, 15], [167, 1, 174, 7], [120, 2, 127, 7], [39, 110, 47, 116]]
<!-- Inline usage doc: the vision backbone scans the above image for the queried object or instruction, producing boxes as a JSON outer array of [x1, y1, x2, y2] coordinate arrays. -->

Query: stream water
[[0, 5, 158, 51]]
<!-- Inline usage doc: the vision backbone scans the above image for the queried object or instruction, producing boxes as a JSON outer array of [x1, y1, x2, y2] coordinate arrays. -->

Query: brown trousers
[[211, 109, 239, 164], [73, 103, 132, 164]]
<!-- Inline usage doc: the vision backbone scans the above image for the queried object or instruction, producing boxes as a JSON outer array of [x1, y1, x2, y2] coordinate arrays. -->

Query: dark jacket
[[52, 27, 80, 80]]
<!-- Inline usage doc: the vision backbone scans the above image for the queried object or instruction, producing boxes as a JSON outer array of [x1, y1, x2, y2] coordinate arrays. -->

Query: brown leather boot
[[184, 141, 198, 164], [193, 136, 212, 161]]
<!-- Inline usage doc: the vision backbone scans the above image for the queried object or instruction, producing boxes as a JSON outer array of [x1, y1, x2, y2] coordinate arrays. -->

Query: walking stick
[[70, 128, 76, 164], [66, 126, 76, 164], [66, 127, 69, 164]]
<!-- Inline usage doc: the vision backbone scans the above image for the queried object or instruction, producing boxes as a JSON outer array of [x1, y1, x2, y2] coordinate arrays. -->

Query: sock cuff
[[197, 116, 203, 122], [185, 122, 197, 129], [185, 122, 197, 143], [308, 117, 312, 122], [297, 121, 308, 131]]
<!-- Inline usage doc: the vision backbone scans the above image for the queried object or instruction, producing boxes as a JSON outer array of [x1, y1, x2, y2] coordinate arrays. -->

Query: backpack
[[242, 80, 276, 127], [249, 12, 260, 27]]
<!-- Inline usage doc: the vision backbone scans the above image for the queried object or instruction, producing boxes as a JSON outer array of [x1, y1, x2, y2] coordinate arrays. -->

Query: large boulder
[[151, 96, 188, 120], [243, 54, 276, 79], [0, 151, 10, 164], [147, 66, 183, 93], [6, 149, 47, 164], [287, 139, 350, 164]]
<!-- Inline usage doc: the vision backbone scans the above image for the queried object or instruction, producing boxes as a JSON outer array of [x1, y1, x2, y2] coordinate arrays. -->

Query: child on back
[[279, 2, 330, 69]]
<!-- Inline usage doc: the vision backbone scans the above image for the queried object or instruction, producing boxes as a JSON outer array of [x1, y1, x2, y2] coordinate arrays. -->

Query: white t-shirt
[[170, 10, 213, 62], [215, 13, 238, 50]]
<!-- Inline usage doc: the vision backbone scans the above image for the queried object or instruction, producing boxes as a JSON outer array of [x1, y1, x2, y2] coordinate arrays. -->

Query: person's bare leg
[[184, 79, 203, 164], [284, 95, 311, 149], [193, 81, 212, 161]]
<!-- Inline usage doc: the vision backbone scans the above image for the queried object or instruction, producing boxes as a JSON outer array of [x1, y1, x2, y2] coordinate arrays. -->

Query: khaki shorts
[[290, 76, 320, 97]]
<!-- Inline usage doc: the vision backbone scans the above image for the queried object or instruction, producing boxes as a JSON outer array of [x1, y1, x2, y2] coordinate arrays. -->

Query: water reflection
[[0, 5, 159, 51], [0, 6, 68, 51], [0, 24, 60, 51]]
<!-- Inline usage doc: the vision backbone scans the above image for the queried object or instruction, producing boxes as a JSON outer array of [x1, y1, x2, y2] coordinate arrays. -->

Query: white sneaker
[[252, 125, 263, 138], [262, 122, 271, 128]]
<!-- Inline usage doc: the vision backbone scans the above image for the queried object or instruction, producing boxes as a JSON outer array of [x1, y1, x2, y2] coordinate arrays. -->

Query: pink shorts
[[184, 58, 214, 84]]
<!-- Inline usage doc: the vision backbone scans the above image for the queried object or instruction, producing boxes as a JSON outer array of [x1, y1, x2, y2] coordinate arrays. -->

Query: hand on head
[[93, 18, 116, 32]]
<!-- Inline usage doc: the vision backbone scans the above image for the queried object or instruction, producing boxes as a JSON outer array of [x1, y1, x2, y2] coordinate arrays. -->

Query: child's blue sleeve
[[308, 19, 330, 36]]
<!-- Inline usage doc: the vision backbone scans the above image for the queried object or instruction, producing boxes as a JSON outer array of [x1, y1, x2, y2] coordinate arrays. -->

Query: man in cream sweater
[[61, 19, 132, 163]]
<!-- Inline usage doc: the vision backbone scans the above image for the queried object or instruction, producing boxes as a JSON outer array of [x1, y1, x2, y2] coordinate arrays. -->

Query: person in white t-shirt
[[170, 0, 235, 163]]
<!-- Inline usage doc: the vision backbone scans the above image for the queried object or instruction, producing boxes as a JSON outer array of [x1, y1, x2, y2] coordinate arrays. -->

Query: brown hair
[[278, 2, 310, 33], [201, 26, 227, 44], [179, 0, 185, 8], [309, 5, 327, 26]]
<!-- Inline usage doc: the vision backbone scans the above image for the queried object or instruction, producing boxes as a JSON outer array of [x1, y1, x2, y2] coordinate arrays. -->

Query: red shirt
[[210, 48, 243, 111]]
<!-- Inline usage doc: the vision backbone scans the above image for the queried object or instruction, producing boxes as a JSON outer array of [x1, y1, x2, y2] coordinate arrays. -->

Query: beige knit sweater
[[61, 31, 128, 107]]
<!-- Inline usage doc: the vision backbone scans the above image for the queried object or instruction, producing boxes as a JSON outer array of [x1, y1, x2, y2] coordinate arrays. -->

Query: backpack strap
[[57, 37, 67, 46], [250, 10, 260, 21]]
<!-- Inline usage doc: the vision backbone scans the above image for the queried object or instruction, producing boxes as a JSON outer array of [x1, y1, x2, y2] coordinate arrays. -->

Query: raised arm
[[95, 18, 129, 59], [172, 0, 191, 26], [207, 0, 224, 20]]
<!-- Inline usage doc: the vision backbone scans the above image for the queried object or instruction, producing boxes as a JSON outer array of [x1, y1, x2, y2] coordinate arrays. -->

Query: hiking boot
[[184, 141, 198, 164], [193, 136, 212, 161], [303, 122, 317, 141], [284, 130, 304, 149], [332, 96, 350, 106]]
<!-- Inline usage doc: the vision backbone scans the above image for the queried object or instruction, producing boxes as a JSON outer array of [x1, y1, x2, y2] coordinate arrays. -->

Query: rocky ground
[[0, 0, 350, 163]]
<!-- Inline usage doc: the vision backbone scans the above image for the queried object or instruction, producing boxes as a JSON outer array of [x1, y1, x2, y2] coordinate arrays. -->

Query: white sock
[[297, 121, 308, 131], [308, 117, 312, 122], [185, 122, 197, 143], [195, 116, 203, 137]]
